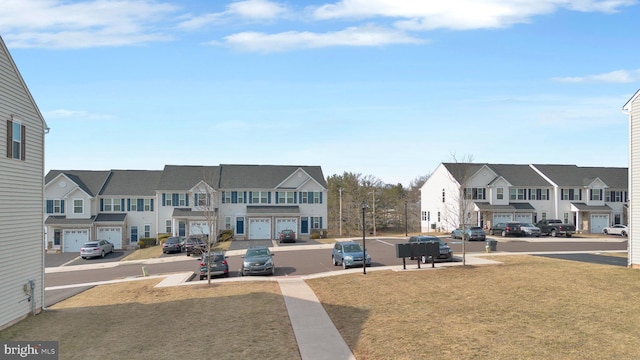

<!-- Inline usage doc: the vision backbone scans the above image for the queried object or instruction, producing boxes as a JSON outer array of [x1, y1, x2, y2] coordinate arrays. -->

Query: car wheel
[[490, 230, 495, 236], [551, 229, 557, 237], [271, 267, 275, 275], [199, 276, 204, 280], [501, 230, 506, 237], [81, 256, 86, 259], [603, 229, 608, 235], [332, 256, 337, 266], [622, 231, 628, 237], [101, 250, 105, 258], [342, 261, 347, 269]]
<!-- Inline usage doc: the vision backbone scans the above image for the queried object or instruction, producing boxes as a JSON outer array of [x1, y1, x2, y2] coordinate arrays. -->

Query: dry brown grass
[[0, 280, 300, 360], [307, 255, 640, 360]]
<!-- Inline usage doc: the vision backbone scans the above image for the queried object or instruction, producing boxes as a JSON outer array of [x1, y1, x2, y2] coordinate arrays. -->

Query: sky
[[2, 0, 639, 186]]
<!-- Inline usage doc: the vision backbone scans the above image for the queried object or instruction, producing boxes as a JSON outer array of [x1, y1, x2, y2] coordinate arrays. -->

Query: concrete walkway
[[278, 278, 356, 360]]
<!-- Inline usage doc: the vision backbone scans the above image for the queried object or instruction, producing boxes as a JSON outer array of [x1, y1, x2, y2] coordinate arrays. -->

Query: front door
[[131, 226, 138, 243]]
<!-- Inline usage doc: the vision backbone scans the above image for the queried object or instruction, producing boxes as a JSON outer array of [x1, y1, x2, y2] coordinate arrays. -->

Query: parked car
[[199, 252, 229, 280], [535, 219, 576, 237], [279, 229, 296, 243], [241, 246, 275, 276], [162, 236, 184, 254], [182, 237, 207, 256], [602, 224, 628, 237], [408, 235, 453, 262], [490, 222, 523, 237], [80, 240, 114, 259], [332, 241, 372, 269], [451, 227, 486, 241], [520, 223, 541, 237]]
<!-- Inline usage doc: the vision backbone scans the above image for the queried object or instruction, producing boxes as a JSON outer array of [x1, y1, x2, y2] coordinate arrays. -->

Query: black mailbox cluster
[[395, 241, 440, 269]]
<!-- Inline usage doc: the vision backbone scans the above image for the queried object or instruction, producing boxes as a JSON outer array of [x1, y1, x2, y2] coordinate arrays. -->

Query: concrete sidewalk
[[278, 278, 356, 360]]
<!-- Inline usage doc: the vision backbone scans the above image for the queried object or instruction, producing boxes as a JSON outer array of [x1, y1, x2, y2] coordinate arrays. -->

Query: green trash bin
[[486, 239, 498, 252]]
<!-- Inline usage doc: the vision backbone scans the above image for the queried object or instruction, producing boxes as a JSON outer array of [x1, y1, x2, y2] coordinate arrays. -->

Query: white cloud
[[221, 24, 424, 52], [553, 69, 640, 83], [312, 0, 636, 30], [179, 0, 288, 30], [44, 109, 113, 120], [0, 0, 179, 48]]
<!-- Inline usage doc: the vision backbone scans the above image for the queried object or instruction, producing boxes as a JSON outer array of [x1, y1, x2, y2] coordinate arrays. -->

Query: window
[[606, 191, 626, 202], [6, 119, 25, 160], [497, 188, 504, 200], [510, 189, 526, 200], [73, 199, 83, 214], [103, 198, 123, 212], [178, 193, 187, 206], [563, 213, 569, 223], [421, 211, 428, 221], [196, 192, 209, 206], [165, 220, 172, 233], [223, 191, 232, 204], [541, 212, 547, 220], [464, 188, 485, 200], [437, 211, 441, 222], [237, 191, 245, 204], [277, 191, 296, 204], [442, 189, 445, 203], [46, 200, 65, 214], [590, 189, 603, 201], [225, 216, 232, 230], [144, 224, 151, 238], [144, 199, 152, 211], [165, 194, 172, 206], [251, 191, 270, 204], [300, 191, 308, 204], [310, 216, 322, 229], [130, 199, 138, 211]]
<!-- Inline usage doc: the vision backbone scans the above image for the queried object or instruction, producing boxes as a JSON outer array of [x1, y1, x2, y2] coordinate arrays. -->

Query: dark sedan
[[162, 237, 183, 254], [490, 222, 523, 237]]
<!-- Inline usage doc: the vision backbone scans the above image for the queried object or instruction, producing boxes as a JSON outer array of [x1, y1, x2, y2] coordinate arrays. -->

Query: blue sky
[[3, 0, 638, 186]]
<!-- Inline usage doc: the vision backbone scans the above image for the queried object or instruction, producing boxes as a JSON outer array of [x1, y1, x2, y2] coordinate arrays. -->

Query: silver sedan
[[80, 240, 114, 259]]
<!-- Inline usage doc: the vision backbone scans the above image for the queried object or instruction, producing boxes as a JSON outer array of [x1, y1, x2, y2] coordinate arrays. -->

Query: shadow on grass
[[534, 253, 627, 267]]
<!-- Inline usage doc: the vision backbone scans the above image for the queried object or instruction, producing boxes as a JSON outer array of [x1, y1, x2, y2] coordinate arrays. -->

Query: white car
[[602, 224, 628, 237], [80, 240, 114, 259]]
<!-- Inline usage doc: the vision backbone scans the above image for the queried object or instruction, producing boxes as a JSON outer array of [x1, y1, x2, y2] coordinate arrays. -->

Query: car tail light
[[222, 260, 227, 265], [200, 262, 205, 267], [93, 247, 100, 250]]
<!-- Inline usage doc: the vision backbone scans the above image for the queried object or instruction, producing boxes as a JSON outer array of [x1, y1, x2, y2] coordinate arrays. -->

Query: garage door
[[249, 218, 271, 240], [62, 229, 89, 252], [493, 214, 512, 223], [190, 222, 210, 236], [514, 213, 532, 223], [98, 227, 123, 249], [590, 214, 609, 234], [276, 218, 298, 237]]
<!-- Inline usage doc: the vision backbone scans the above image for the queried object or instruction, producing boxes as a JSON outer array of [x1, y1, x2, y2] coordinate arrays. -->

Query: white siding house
[[0, 36, 48, 330], [624, 89, 640, 268]]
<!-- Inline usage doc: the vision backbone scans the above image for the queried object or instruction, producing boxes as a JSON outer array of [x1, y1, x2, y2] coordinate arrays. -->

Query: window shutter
[[20, 124, 25, 160], [61, 200, 65, 213], [579, 189, 582, 201], [121, 199, 125, 211], [100, 199, 104, 212], [232, 191, 237, 204], [137, 199, 143, 211], [221, 192, 225, 204], [319, 192, 323, 204], [150, 199, 154, 211], [275, 192, 279, 204], [127, 199, 130, 211], [319, 217, 323, 229], [185, 193, 189, 206], [46, 200, 53, 213], [244, 191, 247, 204], [268, 192, 271, 204], [162, 193, 166, 206], [172, 193, 178, 206], [249, 192, 253, 204], [195, 193, 199, 204], [6, 120, 11, 158]]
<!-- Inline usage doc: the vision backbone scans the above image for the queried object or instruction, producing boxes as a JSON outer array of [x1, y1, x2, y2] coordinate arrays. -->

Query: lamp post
[[361, 201, 367, 275], [405, 201, 408, 236], [338, 188, 343, 237]]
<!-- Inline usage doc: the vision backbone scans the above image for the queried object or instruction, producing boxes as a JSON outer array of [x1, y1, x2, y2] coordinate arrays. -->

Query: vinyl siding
[[0, 38, 46, 329], [629, 98, 640, 268]]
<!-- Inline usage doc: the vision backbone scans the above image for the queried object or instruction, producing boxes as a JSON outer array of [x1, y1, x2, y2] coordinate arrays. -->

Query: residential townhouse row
[[421, 163, 628, 234], [44, 164, 328, 252]]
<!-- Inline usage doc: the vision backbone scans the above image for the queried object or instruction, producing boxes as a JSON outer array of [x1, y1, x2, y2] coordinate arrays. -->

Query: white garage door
[[514, 213, 532, 223], [276, 218, 298, 237], [591, 214, 609, 234], [493, 214, 513, 223], [98, 227, 123, 249], [190, 222, 210, 236], [249, 218, 271, 240], [62, 229, 89, 252]]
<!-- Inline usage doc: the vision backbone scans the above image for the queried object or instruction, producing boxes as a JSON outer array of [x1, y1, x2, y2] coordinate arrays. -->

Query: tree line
[[326, 172, 430, 237]]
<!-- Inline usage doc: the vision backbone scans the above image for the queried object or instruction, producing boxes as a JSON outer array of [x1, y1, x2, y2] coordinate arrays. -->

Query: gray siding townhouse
[[421, 163, 627, 234], [45, 164, 327, 251], [0, 36, 49, 330], [624, 89, 640, 268]]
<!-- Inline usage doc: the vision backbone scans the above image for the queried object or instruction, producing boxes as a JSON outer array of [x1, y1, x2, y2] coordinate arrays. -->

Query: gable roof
[[45, 170, 111, 197], [623, 88, 640, 111], [443, 163, 550, 187], [156, 165, 220, 191], [0, 36, 49, 134], [532, 164, 627, 188], [100, 170, 163, 196], [218, 164, 327, 189]]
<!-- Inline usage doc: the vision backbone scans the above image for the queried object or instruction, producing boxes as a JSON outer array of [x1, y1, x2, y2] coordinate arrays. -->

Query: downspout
[[42, 126, 50, 312]]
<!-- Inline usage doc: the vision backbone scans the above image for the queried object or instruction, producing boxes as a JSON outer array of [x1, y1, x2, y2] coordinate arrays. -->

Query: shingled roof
[[100, 170, 163, 196], [533, 164, 627, 188], [45, 170, 111, 197], [218, 164, 327, 189]]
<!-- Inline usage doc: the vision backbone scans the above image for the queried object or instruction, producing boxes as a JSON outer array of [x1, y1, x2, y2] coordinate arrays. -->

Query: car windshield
[[522, 223, 534, 227], [469, 227, 482, 230], [205, 254, 225, 262], [247, 248, 270, 257], [282, 230, 293, 234], [83, 242, 98, 247], [166, 238, 180, 244], [343, 244, 362, 252]]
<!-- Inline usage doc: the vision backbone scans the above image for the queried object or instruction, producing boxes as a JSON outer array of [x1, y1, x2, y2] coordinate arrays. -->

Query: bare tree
[[192, 169, 219, 285], [442, 154, 476, 266]]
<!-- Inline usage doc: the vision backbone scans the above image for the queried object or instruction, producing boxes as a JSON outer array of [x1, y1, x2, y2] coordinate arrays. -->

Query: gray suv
[[332, 241, 371, 269]]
